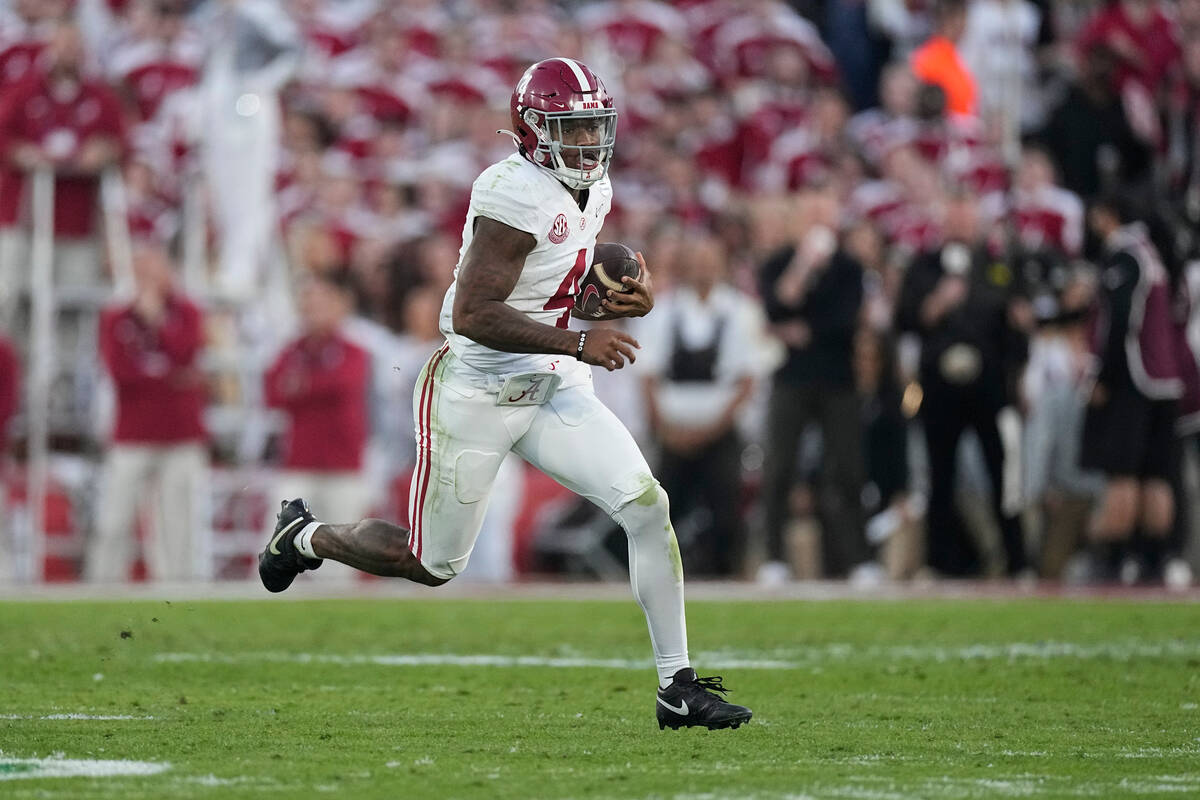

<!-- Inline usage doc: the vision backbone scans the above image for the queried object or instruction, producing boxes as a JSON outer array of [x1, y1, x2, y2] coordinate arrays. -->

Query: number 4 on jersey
[[543, 249, 588, 329]]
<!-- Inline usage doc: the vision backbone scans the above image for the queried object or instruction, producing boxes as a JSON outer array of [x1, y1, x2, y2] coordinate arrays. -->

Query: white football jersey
[[439, 153, 613, 383]]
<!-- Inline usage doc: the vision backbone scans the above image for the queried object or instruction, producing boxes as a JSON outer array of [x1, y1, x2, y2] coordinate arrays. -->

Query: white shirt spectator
[[980, 184, 1084, 256], [961, 0, 1043, 130], [635, 283, 771, 430]]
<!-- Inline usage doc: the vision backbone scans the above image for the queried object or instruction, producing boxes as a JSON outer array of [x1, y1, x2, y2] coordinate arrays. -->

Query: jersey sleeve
[[471, 168, 544, 239]]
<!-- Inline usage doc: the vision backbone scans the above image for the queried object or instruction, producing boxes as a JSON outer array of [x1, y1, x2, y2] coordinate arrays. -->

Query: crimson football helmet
[[508, 58, 617, 190]]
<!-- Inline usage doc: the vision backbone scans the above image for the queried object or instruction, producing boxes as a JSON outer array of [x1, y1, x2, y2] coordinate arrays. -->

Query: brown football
[[575, 242, 640, 318]]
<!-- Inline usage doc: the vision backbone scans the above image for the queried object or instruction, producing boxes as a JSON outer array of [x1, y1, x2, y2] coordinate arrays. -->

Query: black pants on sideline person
[[920, 382, 1027, 576], [658, 431, 745, 577], [761, 380, 868, 577]]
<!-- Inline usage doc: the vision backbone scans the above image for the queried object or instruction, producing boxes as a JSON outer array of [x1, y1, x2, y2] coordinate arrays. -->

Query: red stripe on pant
[[411, 344, 449, 562]]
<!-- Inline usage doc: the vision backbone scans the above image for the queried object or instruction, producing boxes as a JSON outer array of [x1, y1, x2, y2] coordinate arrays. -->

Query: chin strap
[[496, 129, 522, 147]]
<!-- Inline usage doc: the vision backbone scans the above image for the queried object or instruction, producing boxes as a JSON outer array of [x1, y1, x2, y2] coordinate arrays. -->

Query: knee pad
[[613, 483, 672, 538]]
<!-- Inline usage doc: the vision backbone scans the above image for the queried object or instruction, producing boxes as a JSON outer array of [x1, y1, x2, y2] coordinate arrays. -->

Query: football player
[[258, 58, 752, 731]]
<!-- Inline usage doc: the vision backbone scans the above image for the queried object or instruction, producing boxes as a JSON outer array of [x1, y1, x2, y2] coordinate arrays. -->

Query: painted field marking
[[180, 775, 273, 787], [152, 638, 1200, 671], [0, 756, 169, 781], [153, 652, 792, 670], [0, 714, 156, 724], [837, 772, 1200, 799]]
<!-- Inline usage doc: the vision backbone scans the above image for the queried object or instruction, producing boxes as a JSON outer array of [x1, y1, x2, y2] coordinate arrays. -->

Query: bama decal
[[548, 213, 569, 244]]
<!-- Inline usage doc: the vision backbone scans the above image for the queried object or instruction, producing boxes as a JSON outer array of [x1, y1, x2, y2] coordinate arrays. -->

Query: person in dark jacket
[[1037, 45, 1152, 199], [758, 186, 869, 580], [1080, 195, 1183, 583], [897, 191, 1032, 577]]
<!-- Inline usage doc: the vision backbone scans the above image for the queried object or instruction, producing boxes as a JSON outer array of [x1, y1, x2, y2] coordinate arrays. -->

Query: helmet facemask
[[523, 107, 618, 190]]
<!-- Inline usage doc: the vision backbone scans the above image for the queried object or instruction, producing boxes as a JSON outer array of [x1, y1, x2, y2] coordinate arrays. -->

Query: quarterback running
[[258, 57, 752, 731]]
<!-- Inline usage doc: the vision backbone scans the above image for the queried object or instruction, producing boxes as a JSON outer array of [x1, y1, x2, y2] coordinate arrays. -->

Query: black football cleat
[[258, 498, 322, 593], [656, 668, 753, 731]]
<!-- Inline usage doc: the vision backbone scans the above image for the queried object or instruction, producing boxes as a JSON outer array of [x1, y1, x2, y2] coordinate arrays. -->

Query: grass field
[[2, 593, 1200, 799]]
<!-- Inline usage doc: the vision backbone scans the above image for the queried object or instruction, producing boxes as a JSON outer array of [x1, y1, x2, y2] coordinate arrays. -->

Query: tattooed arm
[[452, 217, 641, 370], [453, 217, 578, 355]]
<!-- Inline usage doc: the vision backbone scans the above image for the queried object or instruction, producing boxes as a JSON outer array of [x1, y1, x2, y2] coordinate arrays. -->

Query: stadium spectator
[[732, 45, 816, 187], [961, 0, 1043, 134], [0, 22, 126, 321], [896, 191, 1032, 577], [1163, 37, 1200, 203], [122, 157, 179, 244], [756, 87, 851, 194], [578, 0, 687, 63], [264, 270, 370, 582], [758, 186, 870, 581], [1076, 0, 1182, 94], [980, 145, 1085, 258], [847, 144, 941, 256], [1020, 263, 1105, 579], [824, 0, 889, 111], [910, 0, 976, 117], [0, 330, 18, 582], [106, 0, 202, 125], [1079, 195, 1182, 584], [0, 0, 65, 91], [198, 0, 300, 299], [867, 0, 933, 61], [639, 232, 765, 577], [1037, 44, 1152, 199], [87, 242, 208, 583], [846, 62, 919, 167], [712, 0, 836, 86]]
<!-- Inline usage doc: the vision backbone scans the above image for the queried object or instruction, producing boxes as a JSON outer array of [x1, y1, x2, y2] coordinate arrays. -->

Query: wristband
[[575, 330, 587, 361]]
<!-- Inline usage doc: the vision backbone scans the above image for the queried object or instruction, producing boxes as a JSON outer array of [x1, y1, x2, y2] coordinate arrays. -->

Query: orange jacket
[[911, 36, 977, 116]]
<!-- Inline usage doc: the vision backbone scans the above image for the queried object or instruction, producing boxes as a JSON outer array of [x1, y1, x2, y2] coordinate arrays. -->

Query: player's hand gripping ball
[[575, 242, 642, 318]]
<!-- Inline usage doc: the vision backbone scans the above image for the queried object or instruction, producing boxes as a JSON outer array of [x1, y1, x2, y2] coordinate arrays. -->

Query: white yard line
[[151, 638, 1200, 671], [178, 774, 275, 787], [0, 756, 169, 781], [0, 714, 156, 720]]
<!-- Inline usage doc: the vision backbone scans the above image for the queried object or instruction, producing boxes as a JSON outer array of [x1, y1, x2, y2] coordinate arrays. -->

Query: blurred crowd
[[1, 0, 1200, 587]]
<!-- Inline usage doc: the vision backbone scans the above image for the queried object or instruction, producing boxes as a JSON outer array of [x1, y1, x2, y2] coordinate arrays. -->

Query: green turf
[[1, 596, 1199, 799]]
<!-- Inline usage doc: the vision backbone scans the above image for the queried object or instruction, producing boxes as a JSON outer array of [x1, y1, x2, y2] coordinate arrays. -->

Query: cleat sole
[[657, 712, 752, 732]]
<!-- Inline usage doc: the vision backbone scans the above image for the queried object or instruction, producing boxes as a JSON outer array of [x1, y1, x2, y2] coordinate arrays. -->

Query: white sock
[[294, 521, 324, 560], [612, 483, 690, 687]]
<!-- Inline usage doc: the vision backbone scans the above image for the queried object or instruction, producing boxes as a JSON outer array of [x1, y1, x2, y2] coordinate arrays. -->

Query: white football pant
[[407, 343, 689, 683]]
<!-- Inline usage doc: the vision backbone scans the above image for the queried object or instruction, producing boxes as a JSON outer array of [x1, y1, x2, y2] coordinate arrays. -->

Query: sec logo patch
[[549, 213, 569, 244]]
